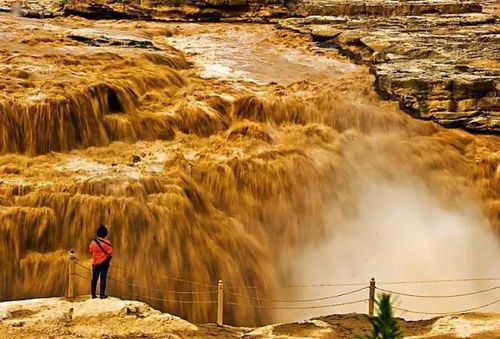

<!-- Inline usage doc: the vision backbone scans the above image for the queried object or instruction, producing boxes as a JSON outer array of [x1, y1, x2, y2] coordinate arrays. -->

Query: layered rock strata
[[0, 0, 492, 21], [279, 13, 500, 133], [294, 0, 483, 16], [0, 0, 288, 19], [0, 0, 61, 17], [62, 0, 288, 21]]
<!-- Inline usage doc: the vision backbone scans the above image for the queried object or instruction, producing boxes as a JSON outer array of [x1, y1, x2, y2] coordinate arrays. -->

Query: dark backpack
[[94, 238, 113, 261]]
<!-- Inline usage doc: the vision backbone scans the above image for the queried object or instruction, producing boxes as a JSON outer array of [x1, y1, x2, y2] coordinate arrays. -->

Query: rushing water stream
[[167, 24, 356, 84], [0, 14, 499, 325]]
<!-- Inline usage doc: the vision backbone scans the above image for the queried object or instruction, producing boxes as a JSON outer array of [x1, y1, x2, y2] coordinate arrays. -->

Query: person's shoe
[[91, 295, 98, 299], [100, 295, 108, 299]]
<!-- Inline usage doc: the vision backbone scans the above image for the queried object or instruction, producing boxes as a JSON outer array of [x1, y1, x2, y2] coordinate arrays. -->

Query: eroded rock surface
[[0, 297, 201, 338], [478, 0, 499, 14], [0, 0, 61, 17], [63, 0, 288, 21], [1, 298, 499, 338], [279, 13, 500, 133], [293, 0, 483, 16], [0, 0, 289, 20]]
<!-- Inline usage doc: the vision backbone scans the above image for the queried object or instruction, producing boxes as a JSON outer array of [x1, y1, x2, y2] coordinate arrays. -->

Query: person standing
[[89, 225, 113, 299]]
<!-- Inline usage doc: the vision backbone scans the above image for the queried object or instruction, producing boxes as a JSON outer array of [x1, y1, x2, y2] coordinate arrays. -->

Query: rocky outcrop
[[479, 0, 499, 14], [0, 0, 288, 20], [0, 0, 62, 17], [293, 0, 483, 16], [0, 298, 200, 338], [279, 13, 500, 133], [1, 298, 499, 338], [67, 33, 158, 49], [63, 0, 288, 21], [0, 0, 491, 21]]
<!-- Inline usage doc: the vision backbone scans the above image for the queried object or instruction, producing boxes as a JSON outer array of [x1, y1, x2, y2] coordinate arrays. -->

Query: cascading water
[[0, 15, 499, 326]]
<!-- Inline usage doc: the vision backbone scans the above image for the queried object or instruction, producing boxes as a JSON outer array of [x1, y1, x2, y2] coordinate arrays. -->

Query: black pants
[[91, 259, 110, 297]]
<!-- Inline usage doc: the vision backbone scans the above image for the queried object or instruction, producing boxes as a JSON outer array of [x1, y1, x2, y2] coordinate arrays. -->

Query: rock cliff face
[[1, 0, 492, 19], [279, 11, 500, 133], [293, 0, 482, 16], [0, 0, 288, 19], [478, 0, 499, 14], [62, 0, 288, 21]]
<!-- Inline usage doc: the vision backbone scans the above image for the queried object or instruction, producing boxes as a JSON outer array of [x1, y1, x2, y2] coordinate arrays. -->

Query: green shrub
[[354, 293, 403, 339]]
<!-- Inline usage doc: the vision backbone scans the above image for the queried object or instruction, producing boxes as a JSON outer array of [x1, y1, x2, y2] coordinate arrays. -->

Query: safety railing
[[66, 250, 500, 326]]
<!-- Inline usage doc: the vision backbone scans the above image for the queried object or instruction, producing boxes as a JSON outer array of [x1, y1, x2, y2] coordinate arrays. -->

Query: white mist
[[278, 181, 500, 322]]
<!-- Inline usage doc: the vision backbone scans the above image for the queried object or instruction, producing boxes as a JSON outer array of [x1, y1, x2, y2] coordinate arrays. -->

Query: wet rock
[[184, 8, 224, 21], [279, 12, 500, 133], [63, 1, 135, 19], [0, 0, 62, 17], [64, 0, 286, 21], [373, 61, 499, 131], [131, 155, 141, 163], [1, 0, 493, 21], [67, 34, 158, 49], [226, 121, 273, 143]]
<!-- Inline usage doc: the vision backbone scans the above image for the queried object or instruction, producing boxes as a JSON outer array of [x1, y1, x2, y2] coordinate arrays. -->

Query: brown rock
[[279, 12, 500, 133]]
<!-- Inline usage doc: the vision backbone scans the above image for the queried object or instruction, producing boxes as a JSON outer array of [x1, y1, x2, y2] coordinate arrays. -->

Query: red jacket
[[89, 237, 113, 266]]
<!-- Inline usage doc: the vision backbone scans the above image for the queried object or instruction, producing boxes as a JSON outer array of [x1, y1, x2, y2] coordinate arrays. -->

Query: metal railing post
[[68, 250, 76, 299], [369, 277, 376, 316], [217, 280, 224, 326]]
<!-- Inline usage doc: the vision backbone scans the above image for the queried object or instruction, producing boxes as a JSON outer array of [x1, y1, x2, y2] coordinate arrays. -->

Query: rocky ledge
[[3, 0, 487, 20], [1, 297, 499, 338], [293, 0, 483, 16], [0, 297, 500, 339], [279, 12, 500, 133], [0, 0, 61, 17], [0, 0, 290, 20], [62, 0, 289, 21]]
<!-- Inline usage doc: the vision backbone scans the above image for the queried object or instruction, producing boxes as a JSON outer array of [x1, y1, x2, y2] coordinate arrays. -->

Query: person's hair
[[97, 225, 108, 238]]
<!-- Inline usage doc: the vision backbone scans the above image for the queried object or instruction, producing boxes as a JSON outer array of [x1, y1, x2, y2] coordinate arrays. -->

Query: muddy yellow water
[[0, 14, 499, 325], [166, 23, 356, 84]]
